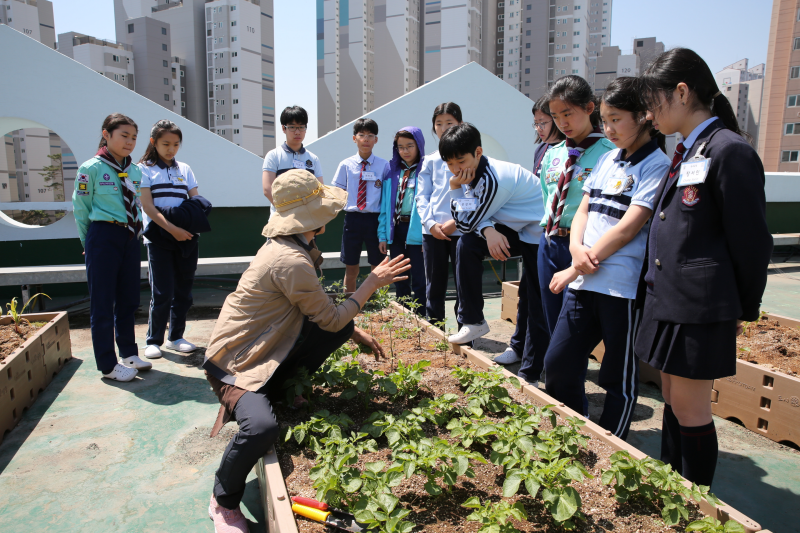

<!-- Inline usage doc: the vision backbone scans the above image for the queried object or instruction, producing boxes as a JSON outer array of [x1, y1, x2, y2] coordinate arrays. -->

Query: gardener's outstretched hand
[[369, 255, 411, 287], [351, 326, 386, 360]]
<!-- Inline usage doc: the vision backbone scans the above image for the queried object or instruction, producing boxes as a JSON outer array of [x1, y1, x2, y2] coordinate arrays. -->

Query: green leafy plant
[[352, 491, 415, 533], [4, 293, 50, 334], [686, 516, 746, 533], [395, 436, 487, 496], [387, 359, 430, 399], [432, 320, 450, 353], [417, 393, 460, 425], [451, 366, 521, 416], [283, 367, 314, 404], [361, 410, 427, 450], [601, 451, 721, 526], [461, 497, 527, 533], [447, 415, 498, 448], [283, 409, 355, 448]]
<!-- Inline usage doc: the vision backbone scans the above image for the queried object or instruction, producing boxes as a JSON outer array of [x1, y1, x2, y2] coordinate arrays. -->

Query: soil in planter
[[737, 315, 800, 377], [0, 321, 46, 362], [273, 309, 706, 533]]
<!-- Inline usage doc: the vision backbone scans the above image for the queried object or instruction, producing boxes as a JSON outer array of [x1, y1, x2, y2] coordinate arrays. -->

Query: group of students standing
[[73, 46, 772, 494]]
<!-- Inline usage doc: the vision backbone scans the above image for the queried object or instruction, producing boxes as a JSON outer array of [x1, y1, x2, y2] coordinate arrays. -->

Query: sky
[[51, 0, 772, 144]]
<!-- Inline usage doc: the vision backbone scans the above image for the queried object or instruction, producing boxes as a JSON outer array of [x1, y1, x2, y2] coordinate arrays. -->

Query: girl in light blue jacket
[[378, 127, 426, 311]]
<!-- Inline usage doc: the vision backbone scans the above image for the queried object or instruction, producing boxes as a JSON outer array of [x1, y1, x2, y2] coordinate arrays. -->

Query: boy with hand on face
[[332, 118, 391, 293], [262, 106, 323, 212], [443, 124, 549, 384]]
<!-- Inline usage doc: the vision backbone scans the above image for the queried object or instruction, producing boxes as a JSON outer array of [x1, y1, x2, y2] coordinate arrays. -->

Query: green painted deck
[[0, 255, 798, 532]]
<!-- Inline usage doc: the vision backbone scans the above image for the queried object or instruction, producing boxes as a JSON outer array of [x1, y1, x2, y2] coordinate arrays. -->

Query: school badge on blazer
[[682, 185, 700, 206], [306, 159, 313, 168], [374, 180, 382, 188]]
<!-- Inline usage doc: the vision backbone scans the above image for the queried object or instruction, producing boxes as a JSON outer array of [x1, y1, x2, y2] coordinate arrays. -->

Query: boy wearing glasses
[[262, 106, 323, 213], [332, 118, 391, 292]]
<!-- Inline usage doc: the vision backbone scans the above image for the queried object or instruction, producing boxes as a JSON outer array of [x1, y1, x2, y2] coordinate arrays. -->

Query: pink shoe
[[209, 494, 249, 533]]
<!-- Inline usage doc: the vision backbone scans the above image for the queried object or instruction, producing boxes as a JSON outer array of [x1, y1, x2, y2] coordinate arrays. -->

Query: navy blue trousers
[[422, 234, 460, 325], [537, 233, 572, 335], [145, 242, 198, 345], [389, 221, 426, 312], [85, 222, 141, 373], [544, 289, 640, 440], [508, 264, 550, 383]]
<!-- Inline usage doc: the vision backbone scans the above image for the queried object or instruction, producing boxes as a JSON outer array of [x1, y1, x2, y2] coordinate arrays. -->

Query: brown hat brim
[[262, 185, 348, 238]]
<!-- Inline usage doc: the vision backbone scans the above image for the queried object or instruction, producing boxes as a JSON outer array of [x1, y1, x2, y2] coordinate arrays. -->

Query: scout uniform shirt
[[568, 138, 670, 299], [138, 159, 199, 244], [72, 156, 142, 246], [331, 153, 390, 213], [263, 142, 323, 213], [538, 137, 616, 228]]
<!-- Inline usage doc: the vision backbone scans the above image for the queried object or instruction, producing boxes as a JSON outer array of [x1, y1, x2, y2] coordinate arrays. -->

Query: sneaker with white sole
[[102, 364, 138, 382], [494, 347, 521, 365], [144, 344, 162, 359], [122, 355, 152, 370], [448, 321, 490, 344], [209, 494, 249, 533], [165, 338, 197, 353]]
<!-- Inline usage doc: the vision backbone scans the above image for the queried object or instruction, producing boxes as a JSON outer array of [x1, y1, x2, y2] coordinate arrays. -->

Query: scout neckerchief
[[96, 146, 142, 240], [544, 126, 605, 243], [394, 162, 417, 226]]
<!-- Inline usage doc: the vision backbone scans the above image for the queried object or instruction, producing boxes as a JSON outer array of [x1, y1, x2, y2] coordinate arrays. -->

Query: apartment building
[[714, 59, 764, 145], [58, 32, 136, 90], [758, 0, 800, 171], [0, 0, 55, 49], [205, 0, 277, 156], [594, 37, 663, 93]]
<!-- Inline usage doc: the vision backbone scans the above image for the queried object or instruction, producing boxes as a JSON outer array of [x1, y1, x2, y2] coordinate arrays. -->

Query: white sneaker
[[144, 345, 163, 359], [102, 364, 138, 382], [494, 347, 521, 365], [165, 338, 197, 353], [448, 321, 490, 345], [122, 355, 153, 370]]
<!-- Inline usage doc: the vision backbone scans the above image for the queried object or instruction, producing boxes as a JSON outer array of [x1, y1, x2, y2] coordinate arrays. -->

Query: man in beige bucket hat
[[202, 169, 410, 532]]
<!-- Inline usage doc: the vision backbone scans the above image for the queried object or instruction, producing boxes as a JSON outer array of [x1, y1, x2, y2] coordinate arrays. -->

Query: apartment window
[[181, 101, 186, 108], [163, 60, 169, 67], [233, 99, 239, 104], [231, 21, 237, 26], [785, 122, 800, 134], [561, 31, 567, 36], [231, 36, 238, 42], [498, 14, 504, 19], [525, 43, 530, 49], [572, 69, 579, 74], [232, 83, 238, 89], [794, 37, 800, 51], [573, 31, 580, 36], [221, 115, 225, 120], [525, 55, 530, 61], [498, 1, 504, 6], [112, 55, 120, 62], [498, 38, 504, 44], [527, 4, 531, 9], [128, 23, 134, 33], [233, 114, 239, 119], [180, 70, 185, 77], [524, 68, 530, 74], [573, 56, 579, 61], [161, 27, 167, 35], [573, 43, 580, 48], [789, 95, 799, 107], [497, 62, 504, 68], [181, 87, 185, 93], [231, 52, 238, 57], [792, 66, 800, 79], [164, 94, 170, 101], [782, 150, 799, 162], [498, 26, 504, 32], [164, 78, 169, 85], [232, 67, 238, 73], [231, 5, 236, 10], [526, 30, 531, 35], [234, 129, 240, 134], [162, 43, 168, 51], [525, 81, 530, 86], [575, 4, 581, 8], [497, 50, 504, 56], [575, 18, 580, 22]]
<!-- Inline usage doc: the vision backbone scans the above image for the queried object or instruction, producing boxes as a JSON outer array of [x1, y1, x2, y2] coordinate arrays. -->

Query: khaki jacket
[[202, 235, 360, 392]]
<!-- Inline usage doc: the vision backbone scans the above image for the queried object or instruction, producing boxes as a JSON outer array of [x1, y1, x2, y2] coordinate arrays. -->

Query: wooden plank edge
[[257, 446, 298, 533]]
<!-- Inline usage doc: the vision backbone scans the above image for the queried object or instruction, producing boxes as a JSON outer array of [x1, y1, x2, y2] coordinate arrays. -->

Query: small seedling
[[461, 497, 527, 533], [686, 516, 746, 533], [4, 293, 50, 334]]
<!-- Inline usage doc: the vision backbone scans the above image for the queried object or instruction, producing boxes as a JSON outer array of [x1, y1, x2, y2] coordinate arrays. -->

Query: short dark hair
[[280, 106, 308, 126], [439, 123, 481, 162], [353, 118, 379, 136]]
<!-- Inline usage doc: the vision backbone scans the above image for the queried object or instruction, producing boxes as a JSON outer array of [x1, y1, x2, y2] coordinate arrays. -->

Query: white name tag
[[677, 158, 710, 186], [292, 160, 307, 170], [361, 171, 377, 181], [454, 198, 478, 212], [407, 178, 416, 188]]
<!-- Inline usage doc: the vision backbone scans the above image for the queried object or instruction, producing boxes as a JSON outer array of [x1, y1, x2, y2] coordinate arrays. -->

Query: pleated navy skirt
[[635, 292, 737, 380]]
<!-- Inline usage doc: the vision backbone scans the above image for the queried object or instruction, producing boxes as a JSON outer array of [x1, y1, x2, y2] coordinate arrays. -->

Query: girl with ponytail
[[542, 77, 671, 440], [635, 48, 772, 486]]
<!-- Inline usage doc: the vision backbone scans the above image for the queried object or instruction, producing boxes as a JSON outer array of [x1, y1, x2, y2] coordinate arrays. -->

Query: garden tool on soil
[[291, 497, 366, 532]]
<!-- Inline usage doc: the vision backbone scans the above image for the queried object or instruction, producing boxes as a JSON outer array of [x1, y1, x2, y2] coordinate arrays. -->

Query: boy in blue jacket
[[444, 123, 549, 386], [378, 127, 426, 312]]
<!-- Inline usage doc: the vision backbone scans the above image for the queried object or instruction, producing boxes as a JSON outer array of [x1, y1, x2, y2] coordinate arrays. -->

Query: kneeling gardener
[[202, 169, 410, 532]]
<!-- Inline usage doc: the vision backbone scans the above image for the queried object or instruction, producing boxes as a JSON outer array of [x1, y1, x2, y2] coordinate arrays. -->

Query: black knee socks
[[679, 420, 718, 487], [660, 404, 682, 474]]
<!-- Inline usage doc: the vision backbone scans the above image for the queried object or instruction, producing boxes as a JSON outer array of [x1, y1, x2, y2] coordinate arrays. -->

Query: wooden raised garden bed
[[712, 313, 800, 448], [256, 302, 762, 533], [0, 312, 71, 443]]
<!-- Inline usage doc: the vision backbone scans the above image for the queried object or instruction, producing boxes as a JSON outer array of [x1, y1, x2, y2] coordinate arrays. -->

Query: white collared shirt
[[138, 159, 198, 243], [681, 117, 718, 159]]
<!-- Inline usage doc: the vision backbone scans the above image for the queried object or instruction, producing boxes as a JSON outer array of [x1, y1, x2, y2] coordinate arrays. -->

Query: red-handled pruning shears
[[291, 496, 367, 532]]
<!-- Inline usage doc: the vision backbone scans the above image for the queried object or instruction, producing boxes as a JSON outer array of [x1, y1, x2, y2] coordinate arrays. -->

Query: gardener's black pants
[[213, 319, 354, 509]]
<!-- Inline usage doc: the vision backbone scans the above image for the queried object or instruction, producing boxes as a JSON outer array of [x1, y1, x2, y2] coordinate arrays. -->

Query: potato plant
[[461, 497, 528, 533]]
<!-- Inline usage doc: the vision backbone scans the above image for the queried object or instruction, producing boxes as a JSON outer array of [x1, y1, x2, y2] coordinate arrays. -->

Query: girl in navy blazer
[[636, 48, 772, 486]]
